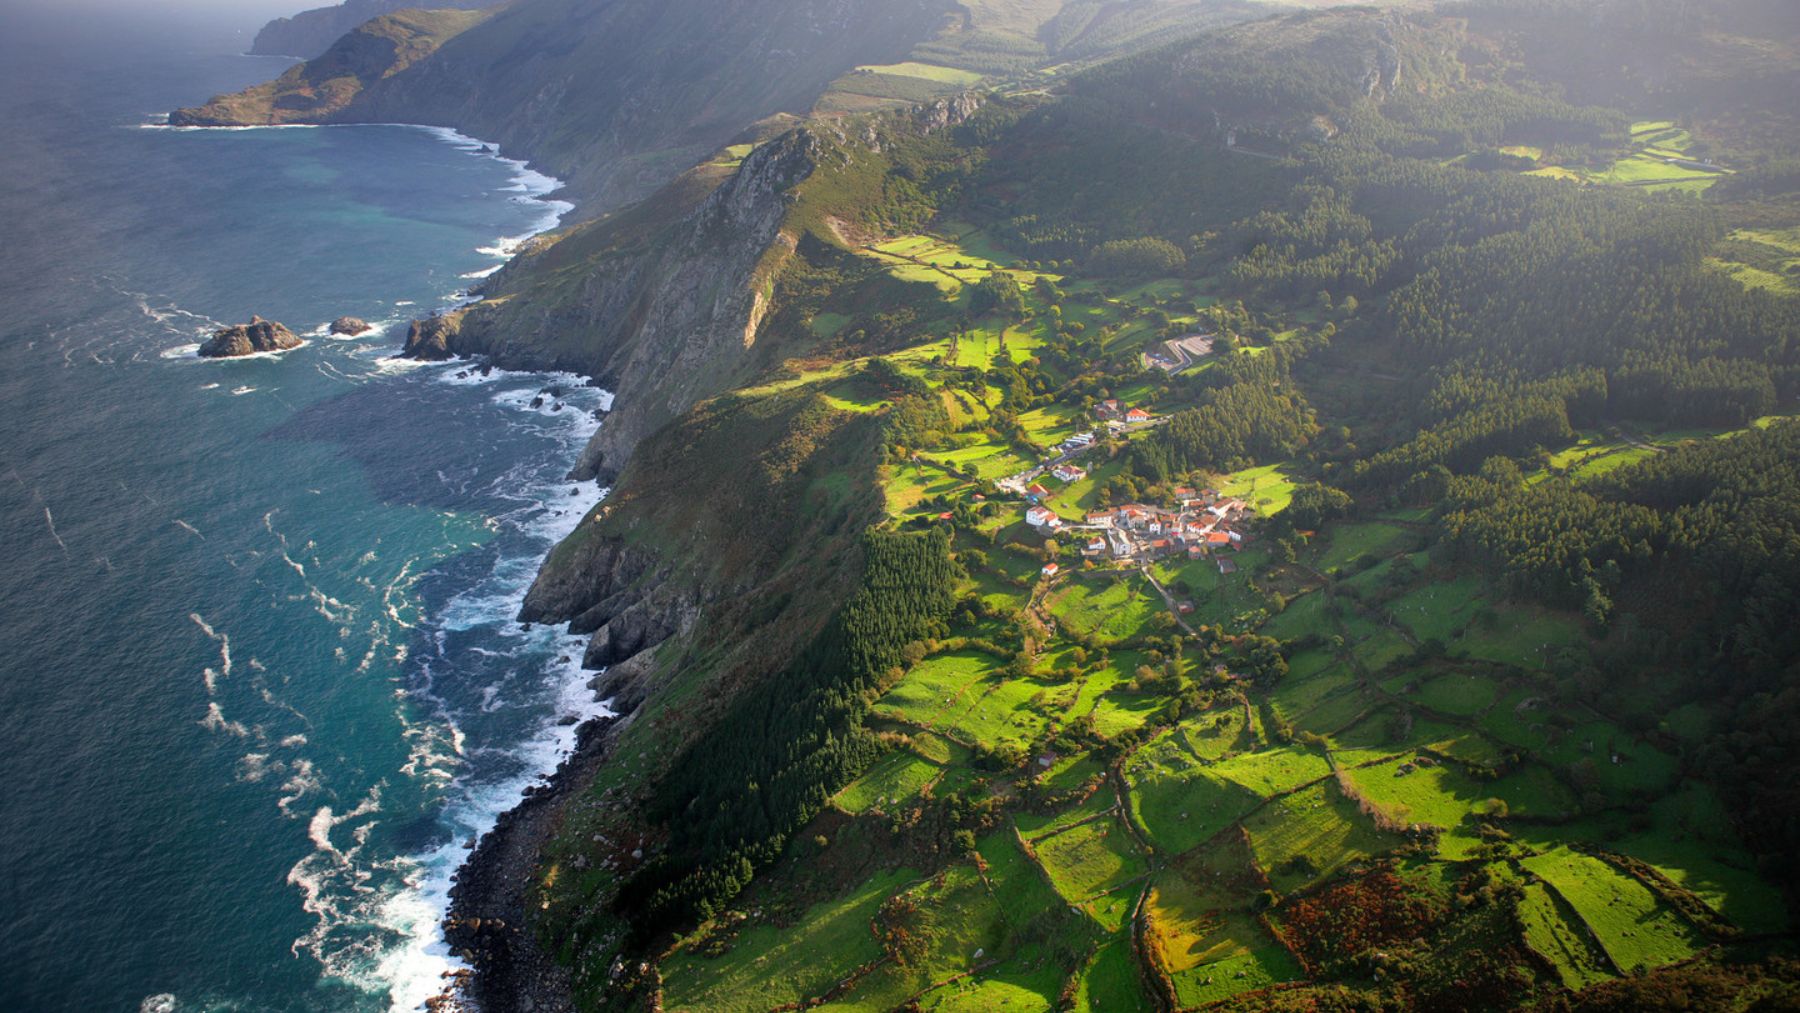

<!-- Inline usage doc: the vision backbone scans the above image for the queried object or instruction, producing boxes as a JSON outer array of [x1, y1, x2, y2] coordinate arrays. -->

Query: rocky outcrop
[[402, 128, 823, 482], [252, 0, 499, 61], [197, 316, 301, 358], [329, 316, 372, 336], [399, 312, 462, 361]]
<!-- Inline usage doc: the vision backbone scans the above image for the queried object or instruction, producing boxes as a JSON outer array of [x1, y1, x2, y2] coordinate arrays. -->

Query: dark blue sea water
[[0, 8, 610, 1011]]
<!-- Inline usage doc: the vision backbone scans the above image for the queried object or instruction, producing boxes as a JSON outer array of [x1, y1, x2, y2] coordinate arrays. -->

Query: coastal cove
[[0, 11, 616, 1012]]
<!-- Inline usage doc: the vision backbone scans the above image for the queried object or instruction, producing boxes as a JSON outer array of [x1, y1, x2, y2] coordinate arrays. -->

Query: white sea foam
[[158, 118, 601, 1010], [370, 376, 614, 1012]]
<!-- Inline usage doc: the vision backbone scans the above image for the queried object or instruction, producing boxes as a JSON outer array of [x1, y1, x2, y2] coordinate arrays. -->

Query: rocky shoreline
[[439, 712, 624, 1013]]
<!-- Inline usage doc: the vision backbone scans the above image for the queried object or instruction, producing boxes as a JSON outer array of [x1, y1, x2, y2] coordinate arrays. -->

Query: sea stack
[[197, 316, 302, 358], [329, 316, 373, 336]]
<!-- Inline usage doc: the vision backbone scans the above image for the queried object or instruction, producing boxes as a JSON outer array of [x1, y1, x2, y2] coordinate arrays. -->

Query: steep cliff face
[[250, 0, 500, 60], [405, 129, 824, 482]]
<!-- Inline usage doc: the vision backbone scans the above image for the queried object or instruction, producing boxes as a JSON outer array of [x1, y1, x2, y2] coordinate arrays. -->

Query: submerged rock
[[198, 316, 302, 358], [329, 316, 372, 336]]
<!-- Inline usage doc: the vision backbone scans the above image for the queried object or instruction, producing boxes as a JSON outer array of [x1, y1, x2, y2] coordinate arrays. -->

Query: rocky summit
[[197, 316, 301, 358]]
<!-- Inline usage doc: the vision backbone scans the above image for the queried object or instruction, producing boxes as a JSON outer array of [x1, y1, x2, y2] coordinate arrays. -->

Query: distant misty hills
[[251, 0, 501, 59]]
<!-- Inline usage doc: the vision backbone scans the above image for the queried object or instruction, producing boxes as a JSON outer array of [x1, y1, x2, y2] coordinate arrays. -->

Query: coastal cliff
[[403, 128, 824, 483]]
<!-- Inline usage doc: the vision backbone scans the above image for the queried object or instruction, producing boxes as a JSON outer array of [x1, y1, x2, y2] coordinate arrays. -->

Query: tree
[[969, 272, 1026, 319]]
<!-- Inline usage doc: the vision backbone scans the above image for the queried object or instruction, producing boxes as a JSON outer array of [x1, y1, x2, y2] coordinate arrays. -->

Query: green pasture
[[661, 866, 916, 1011], [1211, 745, 1332, 799], [1127, 764, 1263, 857], [834, 748, 942, 813], [1518, 881, 1617, 990], [1522, 847, 1706, 973], [1244, 781, 1399, 892]]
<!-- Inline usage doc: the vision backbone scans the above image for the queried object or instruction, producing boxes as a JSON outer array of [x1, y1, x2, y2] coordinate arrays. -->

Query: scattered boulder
[[198, 316, 302, 358], [329, 316, 372, 336]]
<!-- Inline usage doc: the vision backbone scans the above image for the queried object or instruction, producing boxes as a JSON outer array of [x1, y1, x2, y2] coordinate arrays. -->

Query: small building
[[1085, 510, 1116, 528], [1205, 531, 1232, 548], [1096, 399, 1124, 420], [1068, 431, 1095, 446], [1052, 464, 1087, 483], [1125, 407, 1152, 424], [1217, 557, 1238, 575], [1108, 528, 1133, 559], [1082, 537, 1107, 557], [1027, 482, 1052, 500], [1041, 562, 1061, 578], [1025, 505, 1061, 530], [1187, 544, 1206, 559]]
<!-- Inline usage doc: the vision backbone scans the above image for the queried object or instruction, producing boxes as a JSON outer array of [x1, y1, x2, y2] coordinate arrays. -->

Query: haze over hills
[[250, 0, 501, 59], [176, 0, 1800, 1010]]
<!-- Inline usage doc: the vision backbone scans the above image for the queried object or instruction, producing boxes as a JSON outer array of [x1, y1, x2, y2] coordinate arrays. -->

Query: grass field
[[1413, 670, 1499, 717], [834, 748, 941, 813], [855, 61, 985, 85], [875, 650, 997, 730], [1035, 816, 1147, 929], [1128, 764, 1264, 857], [1049, 576, 1160, 643], [1340, 754, 1488, 857], [1534, 433, 1660, 484], [1146, 866, 1303, 1005], [1487, 763, 1578, 819], [661, 866, 916, 1010], [934, 665, 1060, 751], [1522, 847, 1706, 973], [1314, 522, 1416, 573], [1220, 463, 1299, 515], [1450, 604, 1585, 670], [1211, 746, 1332, 798], [1073, 939, 1145, 1012], [1244, 781, 1398, 891], [1518, 881, 1617, 990], [1387, 575, 1485, 645]]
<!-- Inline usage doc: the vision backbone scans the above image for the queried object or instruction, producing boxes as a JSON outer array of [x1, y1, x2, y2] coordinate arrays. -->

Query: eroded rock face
[[400, 313, 462, 360], [197, 316, 302, 358], [329, 316, 372, 336]]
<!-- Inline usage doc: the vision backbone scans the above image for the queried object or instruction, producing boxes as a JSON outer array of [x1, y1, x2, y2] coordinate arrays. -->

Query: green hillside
[[344, 0, 1800, 1009]]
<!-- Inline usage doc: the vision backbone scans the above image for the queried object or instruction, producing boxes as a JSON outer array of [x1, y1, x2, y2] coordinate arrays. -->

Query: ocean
[[0, 8, 609, 1011]]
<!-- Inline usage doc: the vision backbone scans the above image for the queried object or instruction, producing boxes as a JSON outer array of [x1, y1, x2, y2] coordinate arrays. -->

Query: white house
[[1025, 505, 1062, 530]]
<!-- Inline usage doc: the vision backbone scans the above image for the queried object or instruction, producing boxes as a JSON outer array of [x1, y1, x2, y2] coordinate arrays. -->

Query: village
[[1005, 398, 1253, 582], [1025, 483, 1252, 578]]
